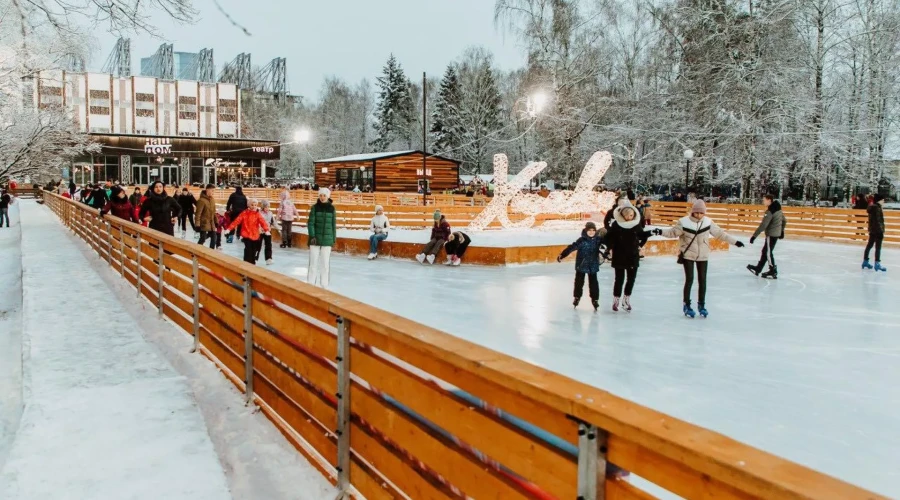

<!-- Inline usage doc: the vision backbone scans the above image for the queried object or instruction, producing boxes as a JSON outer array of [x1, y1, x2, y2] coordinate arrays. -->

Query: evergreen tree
[[430, 64, 464, 154], [458, 50, 504, 173], [372, 54, 414, 151]]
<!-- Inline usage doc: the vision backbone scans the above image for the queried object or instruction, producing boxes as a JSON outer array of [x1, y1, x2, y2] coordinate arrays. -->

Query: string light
[[467, 151, 617, 231]]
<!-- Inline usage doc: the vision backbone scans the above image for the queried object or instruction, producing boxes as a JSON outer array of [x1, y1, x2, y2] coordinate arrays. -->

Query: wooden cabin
[[314, 151, 460, 193]]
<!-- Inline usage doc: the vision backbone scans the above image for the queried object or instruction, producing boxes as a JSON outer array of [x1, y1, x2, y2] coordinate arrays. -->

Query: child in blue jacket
[[558, 221, 606, 311]]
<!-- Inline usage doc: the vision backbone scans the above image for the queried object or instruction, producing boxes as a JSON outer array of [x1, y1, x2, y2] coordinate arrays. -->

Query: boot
[[746, 264, 761, 276], [875, 261, 888, 272], [591, 299, 599, 311], [266, 259, 273, 266], [862, 259, 873, 269], [573, 297, 580, 308], [280, 242, 286, 248], [622, 296, 632, 311], [761, 265, 778, 279], [683, 303, 696, 318], [698, 304, 708, 318], [612, 297, 620, 312]]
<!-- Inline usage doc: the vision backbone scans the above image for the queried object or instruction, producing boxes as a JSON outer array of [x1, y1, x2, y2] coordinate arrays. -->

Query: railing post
[[242, 276, 254, 405], [335, 316, 352, 497], [191, 255, 200, 353], [136, 233, 142, 298], [576, 422, 608, 500], [105, 220, 113, 264], [119, 225, 126, 276], [157, 242, 164, 315]]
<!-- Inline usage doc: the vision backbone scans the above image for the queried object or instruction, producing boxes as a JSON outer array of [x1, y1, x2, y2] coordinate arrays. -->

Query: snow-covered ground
[[208, 226, 900, 497], [1, 202, 333, 500], [0, 205, 23, 474]]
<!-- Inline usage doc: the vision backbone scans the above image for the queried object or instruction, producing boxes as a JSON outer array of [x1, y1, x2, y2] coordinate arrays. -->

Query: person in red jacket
[[100, 186, 138, 223], [226, 198, 270, 264]]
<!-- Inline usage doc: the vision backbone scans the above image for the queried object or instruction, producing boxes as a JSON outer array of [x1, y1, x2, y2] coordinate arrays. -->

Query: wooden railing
[[42, 191, 883, 500], [139, 186, 491, 207], [651, 201, 899, 246]]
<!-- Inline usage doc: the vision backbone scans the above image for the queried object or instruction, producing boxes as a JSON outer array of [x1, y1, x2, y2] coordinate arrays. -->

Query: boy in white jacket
[[368, 205, 390, 260]]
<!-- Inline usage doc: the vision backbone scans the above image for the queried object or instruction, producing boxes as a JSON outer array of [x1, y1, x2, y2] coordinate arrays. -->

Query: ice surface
[[210, 227, 900, 497]]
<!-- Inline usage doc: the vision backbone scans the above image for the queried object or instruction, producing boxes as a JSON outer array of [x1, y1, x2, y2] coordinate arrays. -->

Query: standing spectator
[[227, 199, 270, 265], [176, 187, 198, 236], [747, 194, 786, 279], [444, 231, 471, 266], [257, 200, 275, 265], [660, 200, 745, 318], [307, 188, 337, 288], [416, 210, 451, 264], [225, 186, 248, 243], [100, 186, 138, 222], [854, 193, 869, 210], [68, 180, 76, 197], [862, 194, 887, 272], [0, 189, 12, 228], [367, 205, 390, 260], [195, 184, 217, 249], [139, 181, 181, 236], [276, 188, 298, 248]]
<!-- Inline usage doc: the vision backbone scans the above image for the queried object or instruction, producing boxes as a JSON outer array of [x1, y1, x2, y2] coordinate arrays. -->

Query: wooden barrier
[[42, 191, 885, 500], [651, 201, 899, 247]]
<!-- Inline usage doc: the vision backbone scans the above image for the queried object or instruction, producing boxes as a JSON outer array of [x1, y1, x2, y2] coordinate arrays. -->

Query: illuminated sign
[[144, 138, 172, 154]]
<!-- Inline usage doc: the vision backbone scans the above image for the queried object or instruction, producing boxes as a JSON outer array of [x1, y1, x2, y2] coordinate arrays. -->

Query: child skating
[[557, 221, 605, 311]]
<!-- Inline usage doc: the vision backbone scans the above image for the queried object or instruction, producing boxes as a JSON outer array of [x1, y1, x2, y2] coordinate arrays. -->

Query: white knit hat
[[318, 187, 331, 198], [375, 205, 384, 213]]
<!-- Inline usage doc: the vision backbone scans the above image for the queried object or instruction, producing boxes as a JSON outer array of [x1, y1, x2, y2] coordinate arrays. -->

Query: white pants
[[308, 245, 332, 288]]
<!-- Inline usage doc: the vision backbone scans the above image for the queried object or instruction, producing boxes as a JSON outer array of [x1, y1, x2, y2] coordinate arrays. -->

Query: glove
[[309, 237, 318, 246], [735, 241, 745, 248], [749, 236, 756, 244], [652, 228, 662, 236]]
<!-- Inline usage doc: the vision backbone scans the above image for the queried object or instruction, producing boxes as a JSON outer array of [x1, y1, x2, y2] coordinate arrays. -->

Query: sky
[[92, 0, 527, 102]]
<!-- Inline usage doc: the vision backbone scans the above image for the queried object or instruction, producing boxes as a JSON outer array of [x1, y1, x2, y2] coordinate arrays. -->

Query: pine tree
[[431, 64, 464, 154], [458, 51, 504, 173], [372, 54, 414, 151]]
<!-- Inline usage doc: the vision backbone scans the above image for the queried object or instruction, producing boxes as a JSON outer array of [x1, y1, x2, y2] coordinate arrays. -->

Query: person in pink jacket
[[277, 188, 298, 248]]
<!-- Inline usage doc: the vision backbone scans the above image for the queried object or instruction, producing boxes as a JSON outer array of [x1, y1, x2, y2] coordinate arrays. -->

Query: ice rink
[[210, 227, 898, 496]]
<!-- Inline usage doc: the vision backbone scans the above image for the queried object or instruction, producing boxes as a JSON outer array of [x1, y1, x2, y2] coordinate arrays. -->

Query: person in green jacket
[[307, 187, 337, 288]]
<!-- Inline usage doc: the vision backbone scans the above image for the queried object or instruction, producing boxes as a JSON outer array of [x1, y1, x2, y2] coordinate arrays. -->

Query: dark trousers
[[0, 208, 8, 227], [574, 272, 599, 300], [227, 210, 244, 238], [242, 238, 262, 264], [613, 267, 638, 297], [280, 220, 293, 247], [216, 232, 222, 248], [451, 240, 471, 258], [682, 260, 709, 306], [256, 234, 272, 261], [755, 236, 778, 269], [197, 230, 216, 249], [864, 233, 883, 261], [179, 213, 197, 232], [422, 238, 445, 256]]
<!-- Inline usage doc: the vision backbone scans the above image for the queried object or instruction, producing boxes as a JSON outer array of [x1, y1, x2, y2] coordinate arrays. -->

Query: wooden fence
[[42, 191, 883, 500], [651, 201, 899, 246], [137, 186, 491, 207]]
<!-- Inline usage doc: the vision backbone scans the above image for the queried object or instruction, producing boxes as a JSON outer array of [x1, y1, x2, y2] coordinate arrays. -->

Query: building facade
[[314, 151, 460, 192]]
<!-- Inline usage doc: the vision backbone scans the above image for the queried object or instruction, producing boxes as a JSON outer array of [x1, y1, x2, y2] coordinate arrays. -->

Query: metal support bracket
[[335, 316, 351, 496], [157, 242, 164, 315], [119, 226, 126, 276], [105, 220, 113, 264], [576, 423, 609, 500], [191, 255, 200, 353], [243, 276, 254, 405], [136, 233, 142, 298]]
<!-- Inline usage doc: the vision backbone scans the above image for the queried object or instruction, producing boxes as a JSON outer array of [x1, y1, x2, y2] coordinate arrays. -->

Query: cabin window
[[336, 168, 373, 189]]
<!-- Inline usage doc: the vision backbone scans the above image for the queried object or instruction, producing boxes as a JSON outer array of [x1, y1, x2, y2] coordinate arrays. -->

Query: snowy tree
[[0, 109, 100, 183], [372, 54, 415, 151], [456, 48, 504, 173], [431, 65, 464, 155]]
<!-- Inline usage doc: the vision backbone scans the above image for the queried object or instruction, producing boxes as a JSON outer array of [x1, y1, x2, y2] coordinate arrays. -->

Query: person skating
[[276, 188, 298, 248], [0, 189, 12, 228], [129, 186, 142, 207], [557, 221, 605, 311], [214, 209, 226, 250], [85, 183, 109, 210], [176, 187, 198, 237], [862, 194, 887, 272], [660, 200, 745, 318], [368, 205, 390, 260], [444, 232, 471, 266], [416, 210, 451, 264], [257, 200, 275, 265], [225, 186, 248, 243], [307, 188, 337, 288], [604, 201, 657, 312], [227, 199, 270, 265], [100, 186, 138, 223], [195, 184, 217, 250], [747, 194, 787, 279], [138, 181, 181, 236]]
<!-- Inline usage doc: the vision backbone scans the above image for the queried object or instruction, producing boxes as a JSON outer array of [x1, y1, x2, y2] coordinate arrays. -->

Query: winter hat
[[613, 200, 641, 229], [318, 187, 331, 199], [873, 194, 884, 204], [375, 205, 384, 214], [433, 209, 442, 221], [691, 199, 707, 215], [584, 221, 597, 231]]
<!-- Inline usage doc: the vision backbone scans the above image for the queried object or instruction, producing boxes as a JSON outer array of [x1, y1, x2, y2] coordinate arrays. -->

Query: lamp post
[[683, 149, 694, 193]]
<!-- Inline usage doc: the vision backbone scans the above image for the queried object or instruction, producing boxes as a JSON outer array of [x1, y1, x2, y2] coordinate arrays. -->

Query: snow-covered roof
[[315, 151, 417, 163]]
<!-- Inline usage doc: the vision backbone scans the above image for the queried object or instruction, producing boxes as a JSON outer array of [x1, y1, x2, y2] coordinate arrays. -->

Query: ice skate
[[622, 296, 632, 312], [591, 299, 599, 311], [573, 297, 580, 308], [746, 264, 761, 276], [266, 259, 273, 266], [683, 303, 696, 318], [181, 229, 187, 239], [612, 297, 620, 312], [226, 235, 234, 244], [761, 265, 778, 280], [367, 253, 376, 260], [862, 259, 873, 269], [875, 261, 888, 272], [415, 253, 425, 264], [444, 257, 453, 265], [451, 257, 461, 266], [280, 243, 287, 248], [426, 254, 435, 264], [698, 305, 708, 318]]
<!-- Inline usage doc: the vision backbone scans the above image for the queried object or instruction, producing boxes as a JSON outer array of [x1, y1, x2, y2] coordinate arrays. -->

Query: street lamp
[[683, 149, 694, 192], [527, 91, 549, 118], [294, 129, 310, 144]]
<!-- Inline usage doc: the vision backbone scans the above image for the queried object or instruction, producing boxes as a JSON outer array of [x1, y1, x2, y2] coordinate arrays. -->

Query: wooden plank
[[199, 269, 244, 307], [251, 321, 336, 391], [164, 268, 194, 299], [252, 279, 336, 329], [607, 478, 658, 500], [198, 309, 245, 379], [251, 296, 337, 362], [163, 302, 193, 335], [199, 290, 244, 337], [163, 285, 192, 318], [162, 252, 193, 280], [252, 348, 337, 435], [349, 457, 398, 500], [199, 324, 245, 384]]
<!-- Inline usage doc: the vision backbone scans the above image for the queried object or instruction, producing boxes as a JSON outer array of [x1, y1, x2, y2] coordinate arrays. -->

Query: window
[[336, 168, 373, 189]]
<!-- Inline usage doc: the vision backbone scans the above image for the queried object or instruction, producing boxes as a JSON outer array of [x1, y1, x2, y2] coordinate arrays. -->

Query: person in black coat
[[85, 184, 108, 210], [176, 187, 198, 234], [225, 186, 248, 242], [862, 194, 887, 271], [139, 181, 181, 236], [604, 201, 658, 312], [557, 221, 605, 310], [444, 232, 471, 266]]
